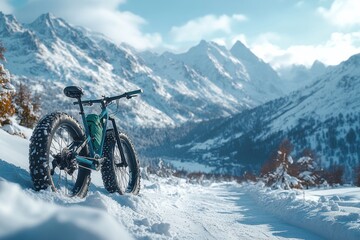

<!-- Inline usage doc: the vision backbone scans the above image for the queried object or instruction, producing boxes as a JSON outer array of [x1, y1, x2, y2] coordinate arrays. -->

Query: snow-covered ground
[[0, 128, 360, 240]]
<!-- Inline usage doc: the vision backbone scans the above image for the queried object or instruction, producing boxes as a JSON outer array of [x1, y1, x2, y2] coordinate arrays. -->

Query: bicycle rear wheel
[[101, 130, 140, 195]]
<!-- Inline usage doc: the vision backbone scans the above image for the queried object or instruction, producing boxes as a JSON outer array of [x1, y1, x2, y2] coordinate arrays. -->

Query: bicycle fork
[[109, 117, 128, 168]]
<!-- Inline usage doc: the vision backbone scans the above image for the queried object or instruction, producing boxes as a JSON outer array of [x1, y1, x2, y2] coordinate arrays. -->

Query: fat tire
[[101, 130, 140, 195], [29, 112, 91, 198]]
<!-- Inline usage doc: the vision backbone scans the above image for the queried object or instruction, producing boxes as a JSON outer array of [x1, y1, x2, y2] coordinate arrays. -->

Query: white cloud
[[251, 32, 360, 69], [170, 14, 247, 43], [232, 14, 247, 22], [206, 35, 248, 49], [10, 0, 162, 50], [0, 0, 13, 13], [211, 38, 227, 47], [318, 0, 360, 27]]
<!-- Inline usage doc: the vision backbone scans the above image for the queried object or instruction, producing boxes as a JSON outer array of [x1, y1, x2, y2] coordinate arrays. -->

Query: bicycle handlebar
[[73, 89, 143, 106]]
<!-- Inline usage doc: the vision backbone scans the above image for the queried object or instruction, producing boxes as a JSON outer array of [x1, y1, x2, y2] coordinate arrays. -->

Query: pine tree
[[356, 166, 360, 187], [322, 165, 344, 186], [14, 83, 40, 128], [0, 42, 15, 126], [261, 139, 301, 189], [297, 149, 318, 189]]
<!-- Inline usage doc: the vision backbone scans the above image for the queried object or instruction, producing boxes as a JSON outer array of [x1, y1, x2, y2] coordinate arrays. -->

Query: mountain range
[[148, 53, 360, 181], [277, 60, 328, 92], [1, 12, 285, 129], [2, 12, 358, 182]]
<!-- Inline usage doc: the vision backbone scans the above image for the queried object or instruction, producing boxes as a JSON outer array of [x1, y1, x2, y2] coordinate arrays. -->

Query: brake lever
[[126, 94, 138, 99]]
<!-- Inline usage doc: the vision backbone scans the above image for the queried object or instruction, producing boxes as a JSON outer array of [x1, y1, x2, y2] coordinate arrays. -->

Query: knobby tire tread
[[101, 130, 140, 195], [29, 112, 91, 198]]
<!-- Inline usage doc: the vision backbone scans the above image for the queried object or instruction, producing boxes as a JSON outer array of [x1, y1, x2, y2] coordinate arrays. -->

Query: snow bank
[[242, 182, 360, 240], [0, 180, 133, 240]]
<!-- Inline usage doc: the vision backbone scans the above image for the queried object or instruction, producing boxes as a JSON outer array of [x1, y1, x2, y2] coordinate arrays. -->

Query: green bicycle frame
[[74, 100, 109, 169], [71, 88, 142, 171]]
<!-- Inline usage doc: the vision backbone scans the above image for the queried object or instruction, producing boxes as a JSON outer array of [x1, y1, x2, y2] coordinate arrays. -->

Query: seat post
[[77, 97, 85, 115], [77, 97, 94, 157]]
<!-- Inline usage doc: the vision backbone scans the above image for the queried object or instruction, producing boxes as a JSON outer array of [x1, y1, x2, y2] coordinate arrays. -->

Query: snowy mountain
[[0, 12, 283, 129], [148, 53, 360, 180], [277, 60, 328, 92], [230, 41, 283, 99]]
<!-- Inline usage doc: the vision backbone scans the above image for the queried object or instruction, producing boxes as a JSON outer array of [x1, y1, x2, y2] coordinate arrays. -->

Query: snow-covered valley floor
[[0, 128, 360, 240]]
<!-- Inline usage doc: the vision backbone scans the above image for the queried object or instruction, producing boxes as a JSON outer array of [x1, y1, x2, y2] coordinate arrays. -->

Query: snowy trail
[[136, 179, 323, 240], [0, 164, 323, 239], [1, 129, 359, 239]]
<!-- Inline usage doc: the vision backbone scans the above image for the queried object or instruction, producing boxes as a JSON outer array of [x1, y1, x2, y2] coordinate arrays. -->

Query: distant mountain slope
[[277, 60, 328, 92], [148, 53, 360, 180], [0, 12, 284, 129]]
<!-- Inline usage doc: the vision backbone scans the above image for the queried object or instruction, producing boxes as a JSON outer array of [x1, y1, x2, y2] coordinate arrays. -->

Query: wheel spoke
[[49, 125, 79, 196], [65, 173, 68, 195], [57, 170, 61, 188], [51, 140, 61, 153]]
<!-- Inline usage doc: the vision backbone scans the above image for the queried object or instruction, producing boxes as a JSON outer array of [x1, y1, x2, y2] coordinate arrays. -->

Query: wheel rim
[[113, 140, 133, 193], [48, 124, 79, 196]]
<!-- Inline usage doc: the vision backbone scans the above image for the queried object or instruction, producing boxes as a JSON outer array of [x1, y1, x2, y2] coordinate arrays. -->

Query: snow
[[0, 181, 133, 240], [162, 158, 216, 173], [1, 128, 360, 239], [243, 182, 360, 240]]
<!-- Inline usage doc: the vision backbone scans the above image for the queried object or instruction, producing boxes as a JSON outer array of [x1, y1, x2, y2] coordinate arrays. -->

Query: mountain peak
[[38, 12, 56, 23], [191, 40, 210, 50], [310, 60, 326, 73], [231, 40, 247, 49], [0, 12, 23, 34], [344, 53, 360, 66], [198, 39, 208, 46], [230, 40, 260, 64], [28, 13, 73, 38], [186, 40, 228, 57], [30, 12, 59, 27]]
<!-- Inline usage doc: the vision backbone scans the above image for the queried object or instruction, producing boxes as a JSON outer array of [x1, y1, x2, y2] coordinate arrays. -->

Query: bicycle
[[29, 86, 142, 198]]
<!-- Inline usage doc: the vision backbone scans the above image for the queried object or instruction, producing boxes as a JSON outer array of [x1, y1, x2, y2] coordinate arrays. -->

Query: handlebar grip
[[125, 89, 143, 98]]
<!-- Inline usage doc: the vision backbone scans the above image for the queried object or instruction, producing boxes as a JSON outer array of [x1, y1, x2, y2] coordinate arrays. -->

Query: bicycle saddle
[[64, 86, 84, 99]]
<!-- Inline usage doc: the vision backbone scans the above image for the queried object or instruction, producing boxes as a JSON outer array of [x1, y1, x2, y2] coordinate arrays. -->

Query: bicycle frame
[[73, 98, 126, 171]]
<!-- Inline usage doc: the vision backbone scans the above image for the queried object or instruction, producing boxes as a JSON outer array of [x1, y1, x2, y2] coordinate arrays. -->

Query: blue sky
[[1, 0, 360, 68]]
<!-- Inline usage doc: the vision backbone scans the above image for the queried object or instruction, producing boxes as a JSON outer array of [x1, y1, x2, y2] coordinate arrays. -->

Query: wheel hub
[[51, 148, 77, 176]]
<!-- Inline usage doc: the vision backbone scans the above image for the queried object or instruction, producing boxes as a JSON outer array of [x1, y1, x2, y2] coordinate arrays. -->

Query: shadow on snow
[[221, 185, 324, 240]]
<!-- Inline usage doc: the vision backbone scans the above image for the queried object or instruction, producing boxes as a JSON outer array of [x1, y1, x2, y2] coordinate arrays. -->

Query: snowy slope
[[255, 53, 360, 138], [142, 40, 283, 112], [277, 60, 328, 92], [230, 41, 283, 100], [0, 12, 283, 128], [1, 129, 360, 239], [149, 53, 360, 177], [0, 12, 174, 128]]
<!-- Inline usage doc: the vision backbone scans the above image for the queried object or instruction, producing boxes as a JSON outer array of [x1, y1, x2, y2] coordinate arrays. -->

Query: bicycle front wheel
[[29, 112, 91, 198], [101, 130, 140, 195]]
